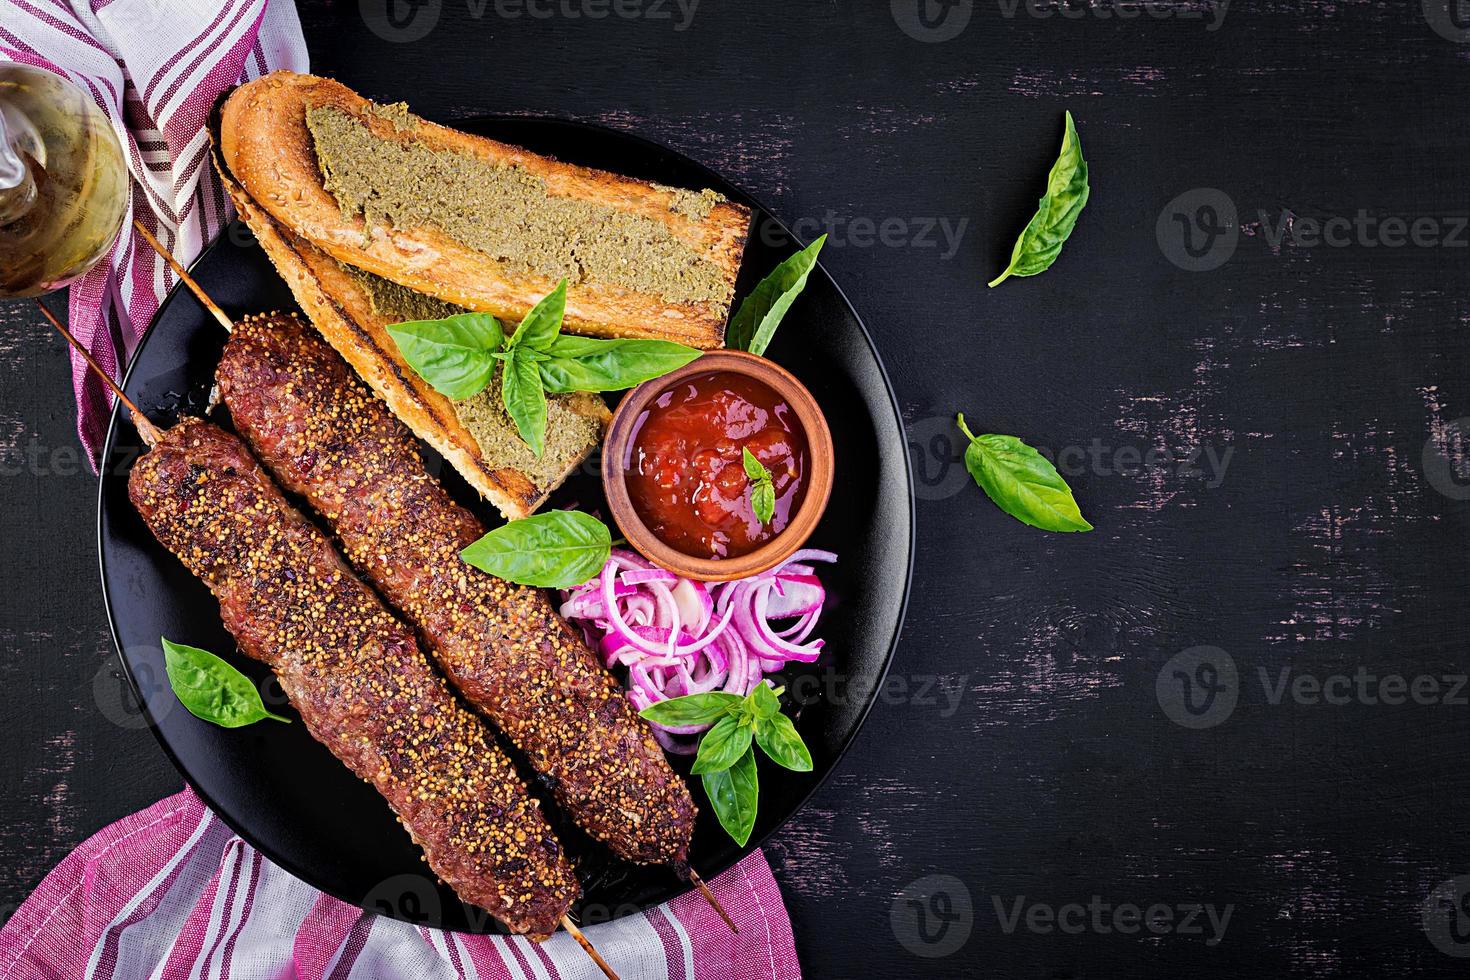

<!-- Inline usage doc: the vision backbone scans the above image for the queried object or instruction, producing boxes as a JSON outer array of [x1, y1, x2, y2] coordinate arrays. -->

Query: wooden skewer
[[132, 219, 234, 332], [132, 219, 683, 962], [35, 299, 162, 448], [45, 285, 623, 979], [687, 868, 738, 934], [561, 915, 621, 980]]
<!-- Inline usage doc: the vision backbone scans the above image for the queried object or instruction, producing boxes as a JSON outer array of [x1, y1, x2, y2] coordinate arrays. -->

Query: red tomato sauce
[[624, 371, 809, 559]]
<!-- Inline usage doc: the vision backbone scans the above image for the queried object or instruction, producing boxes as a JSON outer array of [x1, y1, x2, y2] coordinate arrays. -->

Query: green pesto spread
[[365, 101, 418, 132], [668, 187, 720, 221], [455, 379, 603, 489], [348, 267, 602, 487], [306, 105, 730, 306], [349, 266, 461, 323]]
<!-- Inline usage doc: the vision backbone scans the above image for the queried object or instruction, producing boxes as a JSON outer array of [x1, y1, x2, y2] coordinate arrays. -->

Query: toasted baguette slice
[[212, 139, 608, 520], [219, 71, 749, 349]]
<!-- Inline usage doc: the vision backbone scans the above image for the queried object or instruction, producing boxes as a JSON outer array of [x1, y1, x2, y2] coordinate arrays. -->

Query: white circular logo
[[1423, 875, 1470, 956], [1424, 0, 1470, 42], [907, 415, 973, 502], [1422, 418, 1470, 501], [94, 654, 163, 730], [1156, 646, 1238, 729], [1157, 188, 1238, 272], [360, 0, 442, 43], [891, 0, 974, 43], [364, 873, 443, 925], [891, 873, 973, 957]]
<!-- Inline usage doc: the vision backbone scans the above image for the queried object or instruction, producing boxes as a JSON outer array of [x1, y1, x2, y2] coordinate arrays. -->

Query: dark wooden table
[[4, 1, 1470, 975]]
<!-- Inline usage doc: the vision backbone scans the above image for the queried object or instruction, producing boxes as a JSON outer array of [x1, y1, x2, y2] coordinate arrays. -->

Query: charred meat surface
[[217, 314, 697, 866], [127, 418, 578, 937]]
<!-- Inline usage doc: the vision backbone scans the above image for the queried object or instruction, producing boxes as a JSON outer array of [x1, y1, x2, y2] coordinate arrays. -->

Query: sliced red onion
[[651, 727, 700, 755], [766, 573, 825, 618], [623, 568, 679, 585], [601, 561, 675, 658], [563, 546, 836, 742], [672, 578, 713, 634], [718, 630, 752, 695], [780, 548, 838, 568]]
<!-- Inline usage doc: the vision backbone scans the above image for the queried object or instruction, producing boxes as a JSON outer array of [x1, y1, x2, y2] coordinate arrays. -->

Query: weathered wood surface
[[3, 0, 1470, 974]]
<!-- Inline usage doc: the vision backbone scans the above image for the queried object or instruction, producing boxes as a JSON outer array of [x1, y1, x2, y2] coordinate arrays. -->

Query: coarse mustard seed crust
[[127, 418, 577, 937], [217, 314, 697, 866]]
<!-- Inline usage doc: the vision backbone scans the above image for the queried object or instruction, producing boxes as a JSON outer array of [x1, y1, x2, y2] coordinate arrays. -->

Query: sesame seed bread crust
[[217, 316, 697, 867], [219, 71, 750, 349], [127, 419, 578, 937]]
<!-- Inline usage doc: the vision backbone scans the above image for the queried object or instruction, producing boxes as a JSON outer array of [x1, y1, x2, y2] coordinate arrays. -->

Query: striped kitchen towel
[[0, 787, 801, 980], [0, 0, 309, 466]]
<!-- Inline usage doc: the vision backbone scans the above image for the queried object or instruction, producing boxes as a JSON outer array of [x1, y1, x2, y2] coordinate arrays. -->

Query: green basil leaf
[[538, 337, 702, 393], [507, 279, 567, 353], [754, 711, 813, 772], [639, 691, 744, 727], [988, 111, 1089, 288], [751, 482, 775, 526], [460, 510, 612, 587], [726, 234, 826, 356], [691, 715, 755, 775], [742, 448, 776, 525], [501, 350, 548, 457], [386, 313, 504, 400], [701, 746, 759, 846], [741, 447, 769, 482], [161, 637, 290, 728], [956, 414, 1092, 532], [748, 681, 780, 720]]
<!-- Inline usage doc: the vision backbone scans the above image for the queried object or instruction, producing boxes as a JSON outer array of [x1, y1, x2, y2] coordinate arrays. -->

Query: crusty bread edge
[[220, 70, 750, 350], [210, 131, 608, 520]]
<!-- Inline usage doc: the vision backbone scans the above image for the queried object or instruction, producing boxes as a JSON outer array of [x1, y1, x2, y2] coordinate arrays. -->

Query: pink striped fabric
[[0, 0, 310, 466], [0, 788, 801, 980]]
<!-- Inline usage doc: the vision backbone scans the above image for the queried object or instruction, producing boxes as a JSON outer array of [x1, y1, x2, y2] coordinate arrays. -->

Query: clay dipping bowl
[[602, 350, 834, 582]]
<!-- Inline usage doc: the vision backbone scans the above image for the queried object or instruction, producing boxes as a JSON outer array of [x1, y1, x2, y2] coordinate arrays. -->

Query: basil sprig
[[988, 111, 1089, 288], [461, 510, 612, 588], [387, 279, 701, 456], [956, 414, 1092, 532], [161, 637, 290, 728], [726, 235, 826, 356], [385, 313, 505, 400], [538, 335, 706, 394], [742, 448, 776, 525], [640, 684, 812, 846]]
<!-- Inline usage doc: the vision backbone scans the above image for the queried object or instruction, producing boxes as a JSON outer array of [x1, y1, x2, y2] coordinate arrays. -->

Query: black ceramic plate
[[98, 117, 912, 932]]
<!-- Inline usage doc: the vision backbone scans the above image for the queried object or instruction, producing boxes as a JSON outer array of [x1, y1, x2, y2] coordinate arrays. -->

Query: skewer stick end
[[130, 219, 234, 333], [34, 299, 161, 448], [560, 915, 620, 980], [687, 868, 738, 934]]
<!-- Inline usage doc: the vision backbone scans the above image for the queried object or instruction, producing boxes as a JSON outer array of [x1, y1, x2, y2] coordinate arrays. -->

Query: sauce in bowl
[[624, 370, 810, 559]]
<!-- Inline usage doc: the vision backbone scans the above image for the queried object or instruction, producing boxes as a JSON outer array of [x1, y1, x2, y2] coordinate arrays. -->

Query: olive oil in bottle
[[0, 65, 128, 298]]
